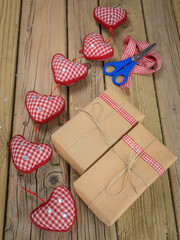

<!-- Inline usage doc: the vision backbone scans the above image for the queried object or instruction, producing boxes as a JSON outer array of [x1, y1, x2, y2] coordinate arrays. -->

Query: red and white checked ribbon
[[120, 35, 162, 89], [122, 135, 164, 175], [98, 92, 137, 126]]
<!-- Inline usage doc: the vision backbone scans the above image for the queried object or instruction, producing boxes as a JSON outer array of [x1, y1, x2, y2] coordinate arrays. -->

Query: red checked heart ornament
[[30, 186, 76, 232], [51, 54, 88, 86], [93, 6, 127, 31], [10, 135, 53, 174], [82, 32, 114, 61], [25, 91, 65, 124]]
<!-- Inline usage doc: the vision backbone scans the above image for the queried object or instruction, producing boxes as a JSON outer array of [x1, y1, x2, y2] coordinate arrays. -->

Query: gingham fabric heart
[[93, 6, 127, 31], [30, 186, 76, 232], [82, 32, 114, 61], [51, 54, 88, 86], [10, 135, 53, 174], [25, 91, 65, 124]]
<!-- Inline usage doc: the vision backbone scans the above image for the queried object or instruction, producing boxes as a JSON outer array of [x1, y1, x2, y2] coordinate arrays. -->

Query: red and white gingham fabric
[[93, 6, 127, 31], [10, 135, 53, 174], [98, 92, 137, 126], [31, 186, 76, 232], [82, 32, 114, 61], [51, 54, 88, 86], [25, 91, 65, 124], [122, 135, 164, 175], [120, 35, 162, 89]]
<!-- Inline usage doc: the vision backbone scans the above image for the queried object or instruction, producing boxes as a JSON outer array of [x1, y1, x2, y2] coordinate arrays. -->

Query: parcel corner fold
[[73, 123, 177, 226], [51, 86, 145, 175]]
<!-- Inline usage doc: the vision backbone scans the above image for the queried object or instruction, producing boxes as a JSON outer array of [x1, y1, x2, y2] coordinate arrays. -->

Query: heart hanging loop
[[19, 175, 45, 203], [34, 123, 38, 143]]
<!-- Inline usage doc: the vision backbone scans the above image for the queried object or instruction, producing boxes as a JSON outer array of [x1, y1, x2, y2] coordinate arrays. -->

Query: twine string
[[106, 140, 144, 197], [68, 97, 128, 154], [75, 101, 112, 147], [75, 103, 148, 197], [74, 101, 159, 208], [88, 138, 157, 208]]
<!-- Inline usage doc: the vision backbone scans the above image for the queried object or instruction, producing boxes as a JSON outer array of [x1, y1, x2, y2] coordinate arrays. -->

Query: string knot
[[106, 140, 148, 197], [75, 101, 112, 147]]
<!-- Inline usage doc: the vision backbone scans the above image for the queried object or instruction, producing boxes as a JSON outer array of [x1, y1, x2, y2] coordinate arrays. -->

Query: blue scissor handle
[[103, 57, 133, 76], [112, 61, 137, 86]]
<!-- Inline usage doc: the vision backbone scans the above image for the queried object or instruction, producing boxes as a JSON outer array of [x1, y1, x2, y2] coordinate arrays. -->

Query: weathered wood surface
[[172, 0, 180, 36], [0, 0, 21, 239], [4, 0, 69, 239], [142, 0, 180, 237], [101, 0, 178, 239], [1, 0, 179, 239], [68, 0, 116, 239]]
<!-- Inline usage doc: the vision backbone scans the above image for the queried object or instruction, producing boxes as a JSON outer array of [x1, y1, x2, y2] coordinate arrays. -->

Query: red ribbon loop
[[120, 35, 162, 89]]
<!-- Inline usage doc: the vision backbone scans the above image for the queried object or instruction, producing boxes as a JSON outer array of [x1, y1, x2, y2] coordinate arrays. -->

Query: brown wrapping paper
[[51, 87, 144, 175], [73, 124, 177, 226]]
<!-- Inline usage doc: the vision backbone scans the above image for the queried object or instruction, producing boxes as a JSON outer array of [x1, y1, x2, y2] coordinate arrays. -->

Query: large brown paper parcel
[[74, 124, 177, 226], [51, 87, 144, 175]]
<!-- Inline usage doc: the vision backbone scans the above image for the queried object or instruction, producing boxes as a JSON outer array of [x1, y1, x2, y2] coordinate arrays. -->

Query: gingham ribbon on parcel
[[122, 135, 164, 175], [98, 92, 137, 126], [120, 35, 162, 89]]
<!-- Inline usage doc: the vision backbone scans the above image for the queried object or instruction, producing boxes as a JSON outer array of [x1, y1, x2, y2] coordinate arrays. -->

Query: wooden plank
[[0, 0, 21, 239], [100, 0, 177, 239], [172, 0, 180, 35], [4, 0, 69, 239], [141, 0, 180, 237], [68, 0, 117, 239]]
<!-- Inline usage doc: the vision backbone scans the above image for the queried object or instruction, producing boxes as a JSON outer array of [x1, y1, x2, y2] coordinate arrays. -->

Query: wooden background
[[0, 0, 179, 239]]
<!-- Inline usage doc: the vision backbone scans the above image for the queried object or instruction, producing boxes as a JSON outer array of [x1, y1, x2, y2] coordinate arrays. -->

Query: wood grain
[[0, 0, 21, 239], [2, 0, 179, 239], [100, 0, 177, 239], [172, 0, 180, 35], [68, 0, 116, 239], [4, 0, 69, 239], [142, 0, 180, 237]]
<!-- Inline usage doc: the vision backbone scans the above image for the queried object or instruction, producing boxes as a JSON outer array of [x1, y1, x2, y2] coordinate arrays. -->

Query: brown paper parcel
[[73, 124, 177, 226], [51, 87, 144, 175]]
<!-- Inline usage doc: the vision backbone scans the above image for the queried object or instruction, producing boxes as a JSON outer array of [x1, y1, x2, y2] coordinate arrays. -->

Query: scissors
[[103, 43, 157, 86]]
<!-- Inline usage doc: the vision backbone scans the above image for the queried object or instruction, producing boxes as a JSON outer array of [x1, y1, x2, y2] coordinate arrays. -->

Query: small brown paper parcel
[[74, 124, 177, 226], [51, 87, 144, 175]]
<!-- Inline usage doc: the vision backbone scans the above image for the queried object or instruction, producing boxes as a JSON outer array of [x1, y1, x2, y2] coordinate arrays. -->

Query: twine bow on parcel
[[88, 140, 157, 208], [106, 141, 149, 197]]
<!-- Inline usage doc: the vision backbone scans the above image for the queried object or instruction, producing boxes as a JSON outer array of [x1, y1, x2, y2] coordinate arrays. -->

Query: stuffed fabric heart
[[51, 54, 88, 86], [10, 135, 53, 174], [82, 32, 114, 61], [93, 6, 127, 31], [30, 186, 76, 232], [25, 91, 65, 124]]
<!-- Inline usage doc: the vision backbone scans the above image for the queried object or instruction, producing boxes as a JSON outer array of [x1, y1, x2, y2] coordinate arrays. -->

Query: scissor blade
[[132, 43, 157, 62]]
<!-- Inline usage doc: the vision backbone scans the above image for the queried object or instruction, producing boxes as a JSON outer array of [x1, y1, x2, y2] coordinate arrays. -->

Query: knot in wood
[[45, 171, 64, 188]]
